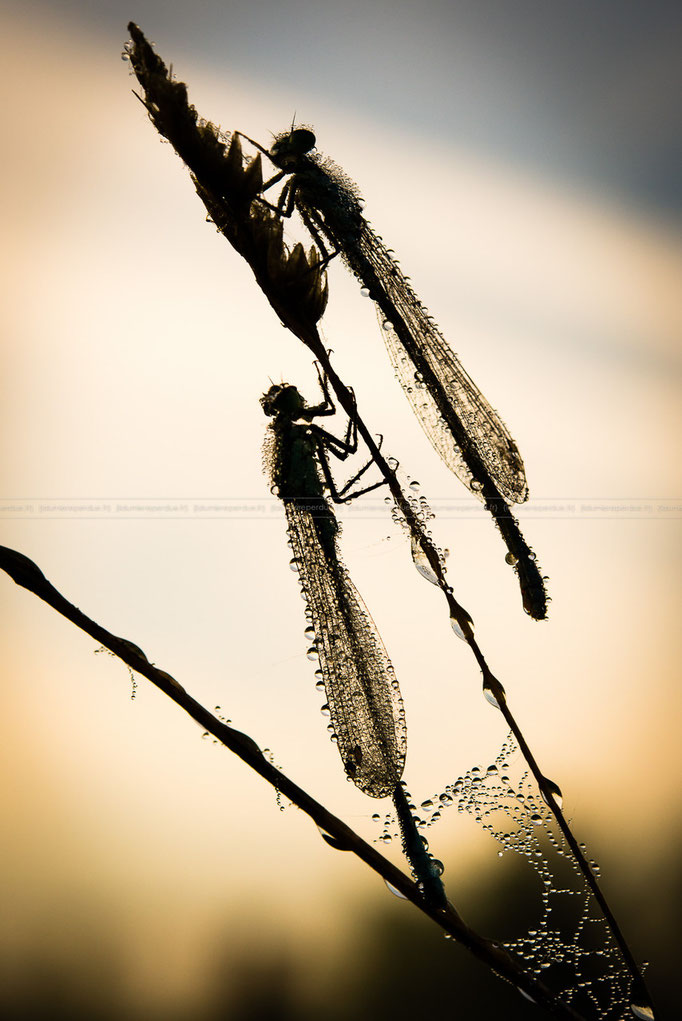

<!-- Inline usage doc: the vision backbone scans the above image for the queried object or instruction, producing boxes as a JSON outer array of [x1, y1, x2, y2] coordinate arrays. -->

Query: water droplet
[[118, 639, 148, 662], [530, 814, 543, 825], [409, 480, 420, 492], [384, 879, 408, 900], [630, 1004, 654, 1020], [420, 799, 434, 811], [430, 857, 445, 876], [517, 987, 536, 1004], [411, 537, 439, 585], [387, 456, 399, 471], [360, 286, 371, 298], [505, 552, 519, 566], [306, 646, 319, 661], [471, 480, 483, 492], [382, 318, 394, 331], [316, 824, 351, 851], [450, 612, 474, 641], [540, 777, 564, 809], [483, 683, 503, 709]]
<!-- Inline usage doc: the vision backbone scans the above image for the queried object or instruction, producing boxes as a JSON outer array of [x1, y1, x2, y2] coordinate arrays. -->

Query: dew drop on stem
[[384, 879, 408, 900], [540, 776, 563, 809], [316, 824, 351, 851], [410, 536, 438, 585], [483, 688, 500, 708], [630, 1004, 654, 1020], [450, 612, 474, 641]]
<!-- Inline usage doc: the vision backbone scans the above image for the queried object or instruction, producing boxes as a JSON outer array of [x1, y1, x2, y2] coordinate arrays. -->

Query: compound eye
[[291, 128, 316, 153], [260, 383, 284, 415]]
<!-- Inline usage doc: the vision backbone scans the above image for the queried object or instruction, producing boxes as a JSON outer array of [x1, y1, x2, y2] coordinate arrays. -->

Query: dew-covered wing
[[356, 223, 529, 504], [285, 502, 406, 798]]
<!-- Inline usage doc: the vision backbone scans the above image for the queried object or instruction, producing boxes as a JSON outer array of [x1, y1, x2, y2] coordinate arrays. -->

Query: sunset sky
[[1, 1, 680, 1015]]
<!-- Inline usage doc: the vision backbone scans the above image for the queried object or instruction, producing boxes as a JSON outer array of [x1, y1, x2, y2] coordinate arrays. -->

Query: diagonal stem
[[302, 336, 651, 1011]]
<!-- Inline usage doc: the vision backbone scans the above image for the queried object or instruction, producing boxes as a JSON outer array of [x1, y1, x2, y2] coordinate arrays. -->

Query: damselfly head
[[271, 127, 316, 166], [260, 383, 305, 418]]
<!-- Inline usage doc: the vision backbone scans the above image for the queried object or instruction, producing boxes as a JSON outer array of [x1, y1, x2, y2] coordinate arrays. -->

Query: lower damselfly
[[243, 127, 548, 619], [262, 373, 446, 906]]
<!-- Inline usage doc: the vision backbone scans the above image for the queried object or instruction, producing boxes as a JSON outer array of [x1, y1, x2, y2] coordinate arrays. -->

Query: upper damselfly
[[244, 127, 548, 619]]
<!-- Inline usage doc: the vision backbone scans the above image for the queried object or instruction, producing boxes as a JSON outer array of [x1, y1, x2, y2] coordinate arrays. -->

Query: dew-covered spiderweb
[[373, 732, 642, 1021]]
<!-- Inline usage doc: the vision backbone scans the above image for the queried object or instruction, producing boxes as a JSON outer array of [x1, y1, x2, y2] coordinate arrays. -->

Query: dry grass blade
[[126, 22, 328, 339]]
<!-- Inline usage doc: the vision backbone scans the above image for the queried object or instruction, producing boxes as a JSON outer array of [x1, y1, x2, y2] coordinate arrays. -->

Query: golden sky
[[1, 2, 680, 1013]]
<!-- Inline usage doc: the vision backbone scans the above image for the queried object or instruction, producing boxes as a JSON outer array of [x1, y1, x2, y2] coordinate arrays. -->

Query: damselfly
[[245, 127, 548, 619], [262, 373, 446, 906]]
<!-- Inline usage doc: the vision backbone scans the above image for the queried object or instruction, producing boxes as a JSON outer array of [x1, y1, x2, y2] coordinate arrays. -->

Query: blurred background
[[1, 1, 680, 1017]]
